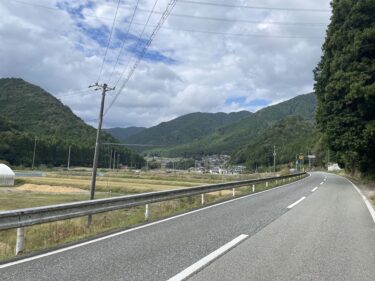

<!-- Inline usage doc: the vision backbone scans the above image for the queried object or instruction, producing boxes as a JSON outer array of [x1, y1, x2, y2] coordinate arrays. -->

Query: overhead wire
[[178, 0, 330, 12], [156, 25, 324, 39], [112, 0, 161, 89], [140, 9, 327, 26], [107, 0, 141, 85], [104, 0, 178, 115], [11, 0, 329, 26], [96, 0, 121, 83]]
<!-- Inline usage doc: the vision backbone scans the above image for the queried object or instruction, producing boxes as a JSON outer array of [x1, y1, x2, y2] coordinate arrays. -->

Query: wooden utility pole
[[32, 137, 37, 170], [273, 145, 276, 173], [88, 83, 115, 225], [109, 148, 113, 169], [67, 145, 71, 170]]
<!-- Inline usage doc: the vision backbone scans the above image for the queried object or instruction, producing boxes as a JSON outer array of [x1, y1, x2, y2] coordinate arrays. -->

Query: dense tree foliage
[[314, 0, 375, 175], [0, 78, 145, 168], [230, 116, 318, 169], [123, 111, 252, 146], [147, 93, 317, 158]]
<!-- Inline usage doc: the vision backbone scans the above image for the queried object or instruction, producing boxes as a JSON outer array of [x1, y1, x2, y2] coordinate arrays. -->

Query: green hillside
[[124, 111, 252, 146], [104, 127, 146, 143], [230, 116, 318, 169], [146, 93, 317, 157], [0, 78, 103, 143], [0, 78, 144, 167]]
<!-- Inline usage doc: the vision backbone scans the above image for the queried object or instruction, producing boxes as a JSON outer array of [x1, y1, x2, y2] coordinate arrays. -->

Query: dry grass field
[[0, 169, 291, 261]]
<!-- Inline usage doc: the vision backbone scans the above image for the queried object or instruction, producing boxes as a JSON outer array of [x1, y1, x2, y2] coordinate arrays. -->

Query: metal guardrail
[[0, 173, 305, 231]]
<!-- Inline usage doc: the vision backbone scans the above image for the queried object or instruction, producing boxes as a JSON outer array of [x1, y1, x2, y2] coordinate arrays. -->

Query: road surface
[[1, 172, 374, 281]]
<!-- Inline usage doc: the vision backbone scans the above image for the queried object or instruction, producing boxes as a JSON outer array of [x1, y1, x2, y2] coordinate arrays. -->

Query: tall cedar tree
[[314, 0, 375, 175]]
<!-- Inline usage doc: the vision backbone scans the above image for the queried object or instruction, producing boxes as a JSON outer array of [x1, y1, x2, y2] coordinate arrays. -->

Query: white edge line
[[344, 178, 375, 224], [311, 187, 318, 192], [287, 196, 306, 209], [0, 174, 310, 269], [167, 234, 248, 281], [320, 182, 324, 185]]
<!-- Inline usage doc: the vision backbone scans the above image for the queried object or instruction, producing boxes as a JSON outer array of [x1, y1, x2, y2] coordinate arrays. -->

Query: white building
[[0, 164, 15, 186], [328, 163, 341, 172]]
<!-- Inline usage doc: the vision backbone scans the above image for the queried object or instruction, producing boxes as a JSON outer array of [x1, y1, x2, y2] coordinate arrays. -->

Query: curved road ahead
[[1, 172, 374, 280]]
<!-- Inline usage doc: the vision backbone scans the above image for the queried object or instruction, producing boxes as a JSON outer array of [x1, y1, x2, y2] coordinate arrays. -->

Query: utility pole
[[117, 153, 120, 170], [88, 83, 115, 225], [32, 137, 37, 170], [113, 151, 116, 170], [67, 145, 71, 170], [273, 145, 276, 173], [109, 149, 113, 169]]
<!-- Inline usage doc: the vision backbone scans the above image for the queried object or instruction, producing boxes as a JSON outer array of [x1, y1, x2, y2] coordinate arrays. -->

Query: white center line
[[311, 187, 318, 192], [287, 196, 306, 209], [167, 234, 248, 281]]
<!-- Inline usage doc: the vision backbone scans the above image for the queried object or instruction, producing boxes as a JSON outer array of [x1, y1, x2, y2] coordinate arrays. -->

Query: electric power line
[[107, 0, 141, 85], [143, 9, 328, 26], [157, 25, 324, 39], [96, 0, 121, 83], [178, 0, 330, 12], [112, 0, 161, 89], [104, 0, 178, 115], [11, 0, 329, 27]]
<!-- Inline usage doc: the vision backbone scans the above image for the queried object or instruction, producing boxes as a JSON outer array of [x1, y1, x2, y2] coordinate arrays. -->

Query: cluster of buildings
[[192, 155, 246, 175]]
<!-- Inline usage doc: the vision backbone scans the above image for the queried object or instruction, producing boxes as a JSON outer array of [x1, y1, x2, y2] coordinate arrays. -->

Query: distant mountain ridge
[[142, 93, 317, 158], [104, 127, 146, 143], [121, 111, 252, 146]]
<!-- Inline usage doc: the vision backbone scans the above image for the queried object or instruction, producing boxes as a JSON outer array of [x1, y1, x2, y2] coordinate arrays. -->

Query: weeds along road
[[1, 172, 374, 281]]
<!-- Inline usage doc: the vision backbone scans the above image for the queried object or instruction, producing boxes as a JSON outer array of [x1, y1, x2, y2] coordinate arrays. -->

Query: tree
[[314, 0, 375, 176]]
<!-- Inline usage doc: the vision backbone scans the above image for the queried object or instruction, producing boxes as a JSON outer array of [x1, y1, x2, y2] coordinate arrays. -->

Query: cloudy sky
[[0, 0, 331, 128]]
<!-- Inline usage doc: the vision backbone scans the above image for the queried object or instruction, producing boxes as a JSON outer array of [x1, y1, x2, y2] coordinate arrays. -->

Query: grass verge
[[0, 175, 304, 261]]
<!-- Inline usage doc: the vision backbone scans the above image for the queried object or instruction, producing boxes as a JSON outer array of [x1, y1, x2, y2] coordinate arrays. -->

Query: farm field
[[0, 169, 283, 261]]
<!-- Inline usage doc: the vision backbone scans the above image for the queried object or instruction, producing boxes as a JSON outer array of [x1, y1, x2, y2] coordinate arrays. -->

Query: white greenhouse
[[0, 164, 15, 186]]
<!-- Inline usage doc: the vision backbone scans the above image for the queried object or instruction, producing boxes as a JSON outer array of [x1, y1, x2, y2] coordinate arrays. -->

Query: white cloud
[[0, 0, 331, 128]]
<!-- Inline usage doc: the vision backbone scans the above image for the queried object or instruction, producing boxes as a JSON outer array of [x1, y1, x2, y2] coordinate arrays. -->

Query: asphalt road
[[189, 173, 375, 281], [1, 172, 373, 280]]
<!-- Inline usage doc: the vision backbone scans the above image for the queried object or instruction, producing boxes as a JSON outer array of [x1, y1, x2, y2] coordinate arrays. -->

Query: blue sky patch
[[58, 1, 175, 64], [225, 96, 270, 108]]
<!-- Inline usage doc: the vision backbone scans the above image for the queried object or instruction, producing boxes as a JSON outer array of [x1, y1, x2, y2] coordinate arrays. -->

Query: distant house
[[328, 163, 341, 172], [0, 164, 15, 186]]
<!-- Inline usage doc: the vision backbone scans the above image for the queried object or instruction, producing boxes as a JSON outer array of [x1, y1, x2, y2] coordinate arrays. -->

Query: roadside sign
[[308, 155, 316, 159], [299, 155, 304, 160]]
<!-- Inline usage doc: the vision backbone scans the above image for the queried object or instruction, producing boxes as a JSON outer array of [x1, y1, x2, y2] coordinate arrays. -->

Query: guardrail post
[[252, 184, 255, 193], [201, 194, 205, 205], [232, 188, 235, 197], [266, 181, 269, 188], [15, 227, 25, 255], [145, 204, 149, 220]]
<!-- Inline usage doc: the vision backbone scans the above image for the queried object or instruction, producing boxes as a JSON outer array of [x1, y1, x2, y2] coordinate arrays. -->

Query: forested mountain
[[0, 78, 144, 168], [123, 111, 252, 146], [146, 93, 317, 158], [230, 116, 318, 169], [104, 127, 146, 143], [314, 0, 375, 176]]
